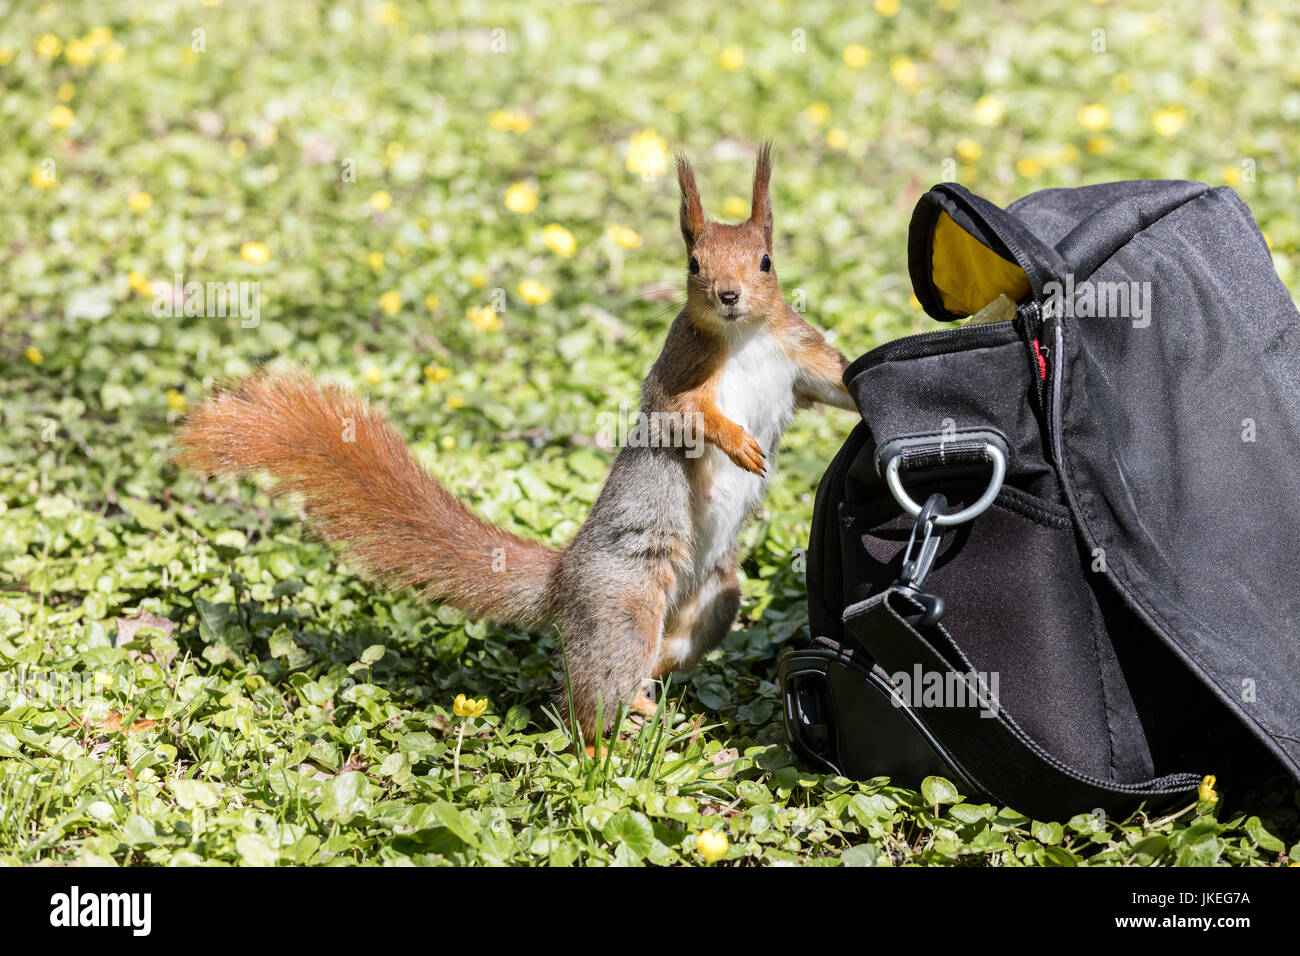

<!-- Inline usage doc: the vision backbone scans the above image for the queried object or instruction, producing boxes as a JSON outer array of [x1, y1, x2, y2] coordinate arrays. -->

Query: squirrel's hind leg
[[557, 584, 668, 745], [630, 686, 659, 717], [653, 561, 741, 677]]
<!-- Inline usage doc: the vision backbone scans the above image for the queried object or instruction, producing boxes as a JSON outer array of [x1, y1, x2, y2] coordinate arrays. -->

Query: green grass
[[2, 0, 1298, 865]]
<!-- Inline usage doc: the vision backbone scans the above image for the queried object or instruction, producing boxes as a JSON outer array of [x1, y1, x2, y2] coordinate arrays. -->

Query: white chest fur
[[714, 327, 799, 450], [684, 327, 798, 590]]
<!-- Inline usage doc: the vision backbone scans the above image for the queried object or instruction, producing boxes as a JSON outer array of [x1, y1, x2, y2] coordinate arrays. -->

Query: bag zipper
[[1016, 298, 1048, 401], [845, 320, 1020, 381]]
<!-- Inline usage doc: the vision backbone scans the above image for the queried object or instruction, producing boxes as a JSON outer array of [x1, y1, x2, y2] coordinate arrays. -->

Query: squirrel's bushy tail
[[174, 370, 558, 629]]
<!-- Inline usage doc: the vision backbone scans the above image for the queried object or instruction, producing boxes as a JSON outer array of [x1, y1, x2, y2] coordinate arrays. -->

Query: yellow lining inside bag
[[930, 210, 1031, 316]]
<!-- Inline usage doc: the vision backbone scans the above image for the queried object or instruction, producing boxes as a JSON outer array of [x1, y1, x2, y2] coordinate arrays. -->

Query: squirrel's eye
[[688, 256, 700, 275], [760, 254, 772, 272]]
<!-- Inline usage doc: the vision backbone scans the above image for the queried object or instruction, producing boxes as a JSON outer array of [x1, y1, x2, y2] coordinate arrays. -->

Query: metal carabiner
[[894, 493, 948, 627]]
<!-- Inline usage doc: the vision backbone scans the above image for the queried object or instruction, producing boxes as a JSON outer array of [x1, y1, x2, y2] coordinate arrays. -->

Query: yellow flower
[[129, 191, 152, 213], [48, 105, 75, 130], [370, 190, 392, 212], [368, 251, 386, 272], [470, 272, 487, 289], [228, 138, 247, 158], [25, 346, 43, 366], [489, 109, 532, 134], [424, 364, 452, 383], [378, 291, 402, 315], [1077, 103, 1110, 131], [57, 82, 76, 101], [93, 670, 114, 687], [466, 306, 501, 332], [441, 435, 456, 450], [30, 165, 56, 189], [128, 271, 153, 295], [842, 45, 870, 69], [386, 142, 404, 164], [626, 129, 668, 179], [875, 0, 900, 15], [0, 46, 13, 66], [955, 138, 982, 162], [102, 41, 125, 64], [452, 694, 488, 718], [939, 0, 961, 9], [1221, 165, 1242, 187], [606, 225, 642, 249], [722, 196, 749, 219], [542, 223, 577, 257], [36, 34, 62, 59], [718, 44, 744, 71], [1111, 73, 1132, 94], [826, 128, 848, 151], [696, 829, 729, 863], [1262, 231, 1272, 250], [805, 101, 831, 125], [505, 181, 538, 214], [425, 293, 440, 312], [445, 394, 467, 411], [1086, 136, 1112, 155], [374, 2, 401, 25], [909, 293, 922, 310], [1016, 157, 1042, 178], [364, 363, 383, 383], [518, 278, 552, 305], [165, 389, 187, 413], [1198, 774, 1218, 804], [86, 27, 113, 48], [1152, 106, 1188, 137], [240, 241, 270, 265], [64, 39, 94, 65], [890, 56, 918, 86], [974, 95, 1005, 127]]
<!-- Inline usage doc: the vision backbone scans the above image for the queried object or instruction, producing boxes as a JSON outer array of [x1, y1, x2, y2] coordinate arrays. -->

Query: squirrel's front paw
[[722, 428, 767, 476]]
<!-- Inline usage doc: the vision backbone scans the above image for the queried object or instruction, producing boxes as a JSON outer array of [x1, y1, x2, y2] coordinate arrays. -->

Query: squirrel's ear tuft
[[676, 148, 704, 249], [750, 141, 773, 248]]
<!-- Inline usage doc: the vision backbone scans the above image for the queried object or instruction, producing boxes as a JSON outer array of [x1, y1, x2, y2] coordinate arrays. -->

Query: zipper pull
[[1015, 298, 1052, 409], [1032, 339, 1050, 381]]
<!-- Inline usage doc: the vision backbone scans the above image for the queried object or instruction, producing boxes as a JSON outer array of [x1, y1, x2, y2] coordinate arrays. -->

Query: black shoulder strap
[[843, 588, 1202, 819]]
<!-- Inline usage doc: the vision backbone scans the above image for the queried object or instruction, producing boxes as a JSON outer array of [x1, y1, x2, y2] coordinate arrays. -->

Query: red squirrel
[[175, 144, 856, 740]]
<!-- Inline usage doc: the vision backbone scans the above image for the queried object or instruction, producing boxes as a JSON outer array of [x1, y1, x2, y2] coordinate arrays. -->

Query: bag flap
[[1051, 184, 1300, 780]]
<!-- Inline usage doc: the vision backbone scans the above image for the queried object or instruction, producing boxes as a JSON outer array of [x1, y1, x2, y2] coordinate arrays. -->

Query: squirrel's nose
[[718, 290, 740, 305]]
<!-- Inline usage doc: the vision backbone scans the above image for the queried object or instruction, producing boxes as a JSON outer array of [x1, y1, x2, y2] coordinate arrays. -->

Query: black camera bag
[[782, 181, 1300, 820]]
